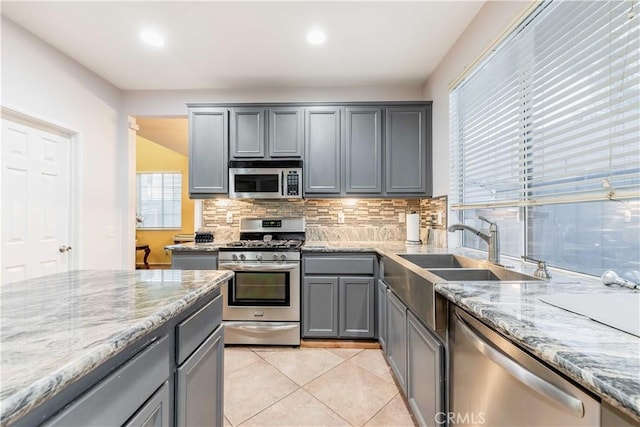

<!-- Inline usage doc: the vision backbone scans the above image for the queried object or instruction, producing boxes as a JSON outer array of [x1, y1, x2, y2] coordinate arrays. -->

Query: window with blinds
[[136, 173, 182, 229], [450, 0, 639, 276]]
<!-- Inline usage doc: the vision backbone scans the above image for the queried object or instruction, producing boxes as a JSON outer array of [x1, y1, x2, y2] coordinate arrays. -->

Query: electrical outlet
[[226, 212, 233, 224], [437, 212, 443, 225], [105, 226, 115, 238], [337, 212, 345, 224], [399, 212, 405, 223]]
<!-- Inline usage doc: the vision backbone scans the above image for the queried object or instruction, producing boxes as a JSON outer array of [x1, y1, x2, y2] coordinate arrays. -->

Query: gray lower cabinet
[[339, 277, 375, 338], [386, 290, 408, 394], [303, 276, 339, 337], [304, 106, 342, 194], [46, 336, 171, 427], [171, 252, 218, 270], [345, 107, 382, 193], [407, 311, 444, 427], [376, 279, 388, 351], [176, 325, 224, 427], [230, 107, 265, 158], [124, 381, 170, 427], [189, 108, 229, 197], [302, 254, 377, 339], [385, 106, 431, 195]]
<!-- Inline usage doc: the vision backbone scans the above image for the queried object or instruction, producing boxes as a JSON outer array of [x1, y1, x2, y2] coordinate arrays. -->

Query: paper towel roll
[[406, 212, 421, 244]]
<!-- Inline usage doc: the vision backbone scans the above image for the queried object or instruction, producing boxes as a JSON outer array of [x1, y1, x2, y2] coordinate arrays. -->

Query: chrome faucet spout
[[448, 219, 501, 264]]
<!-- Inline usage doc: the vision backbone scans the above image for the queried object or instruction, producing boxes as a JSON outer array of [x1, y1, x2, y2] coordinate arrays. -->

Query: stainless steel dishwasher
[[449, 306, 600, 426]]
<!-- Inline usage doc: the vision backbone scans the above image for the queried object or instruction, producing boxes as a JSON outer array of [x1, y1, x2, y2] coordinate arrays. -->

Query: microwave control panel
[[287, 170, 301, 196]]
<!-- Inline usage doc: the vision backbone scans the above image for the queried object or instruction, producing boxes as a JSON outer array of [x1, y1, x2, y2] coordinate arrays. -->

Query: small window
[[136, 173, 182, 229]]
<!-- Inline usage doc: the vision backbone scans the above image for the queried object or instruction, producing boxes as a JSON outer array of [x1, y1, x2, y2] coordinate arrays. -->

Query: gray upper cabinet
[[345, 107, 382, 193], [385, 106, 430, 195], [189, 108, 228, 197], [230, 107, 265, 158], [304, 107, 342, 194], [269, 107, 303, 157]]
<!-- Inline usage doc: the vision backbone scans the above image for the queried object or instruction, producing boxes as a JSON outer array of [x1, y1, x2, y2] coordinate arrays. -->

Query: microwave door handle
[[281, 171, 285, 196]]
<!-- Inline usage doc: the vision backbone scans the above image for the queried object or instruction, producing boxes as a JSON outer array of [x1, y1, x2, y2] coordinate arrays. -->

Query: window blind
[[136, 173, 182, 228], [450, 0, 639, 210]]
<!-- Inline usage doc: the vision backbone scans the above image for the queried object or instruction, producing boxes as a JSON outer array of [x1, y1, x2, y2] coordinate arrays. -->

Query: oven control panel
[[218, 251, 301, 262]]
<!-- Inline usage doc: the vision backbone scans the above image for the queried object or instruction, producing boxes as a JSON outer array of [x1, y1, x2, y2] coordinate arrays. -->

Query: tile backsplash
[[202, 196, 448, 246]]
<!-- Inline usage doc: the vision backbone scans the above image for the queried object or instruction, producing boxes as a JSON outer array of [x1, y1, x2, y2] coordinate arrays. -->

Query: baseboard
[[301, 339, 381, 349]]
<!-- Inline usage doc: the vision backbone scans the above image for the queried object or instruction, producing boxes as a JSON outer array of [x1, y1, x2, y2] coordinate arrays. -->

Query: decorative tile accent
[[202, 197, 448, 247]]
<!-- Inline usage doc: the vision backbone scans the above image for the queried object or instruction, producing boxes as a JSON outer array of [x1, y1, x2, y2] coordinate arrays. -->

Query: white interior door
[[2, 117, 72, 284]]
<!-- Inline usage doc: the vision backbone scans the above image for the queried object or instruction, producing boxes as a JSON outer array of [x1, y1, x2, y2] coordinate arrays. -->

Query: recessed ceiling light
[[306, 30, 326, 45], [140, 29, 165, 48]]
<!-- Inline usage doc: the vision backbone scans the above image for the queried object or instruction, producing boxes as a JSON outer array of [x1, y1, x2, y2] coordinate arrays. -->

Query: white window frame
[[136, 172, 183, 230]]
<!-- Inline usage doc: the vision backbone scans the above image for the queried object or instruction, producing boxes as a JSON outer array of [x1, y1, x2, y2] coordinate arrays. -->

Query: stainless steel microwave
[[228, 160, 303, 199]]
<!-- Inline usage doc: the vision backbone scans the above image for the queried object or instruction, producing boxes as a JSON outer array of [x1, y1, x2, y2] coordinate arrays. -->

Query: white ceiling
[[3, 1, 483, 154], [2, 1, 484, 91]]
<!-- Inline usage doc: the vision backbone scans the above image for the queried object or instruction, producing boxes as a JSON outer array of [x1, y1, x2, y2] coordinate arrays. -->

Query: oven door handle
[[219, 263, 299, 272], [225, 322, 299, 333]]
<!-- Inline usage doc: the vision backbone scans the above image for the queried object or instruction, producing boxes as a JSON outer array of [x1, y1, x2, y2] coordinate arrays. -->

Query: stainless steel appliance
[[449, 306, 600, 426], [218, 217, 305, 345], [228, 160, 302, 199]]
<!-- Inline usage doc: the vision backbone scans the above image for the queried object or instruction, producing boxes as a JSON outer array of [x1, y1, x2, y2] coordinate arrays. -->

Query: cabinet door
[[385, 106, 428, 194], [386, 290, 408, 394], [407, 311, 444, 427], [124, 382, 170, 427], [304, 107, 341, 194], [303, 276, 339, 337], [176, 326, 224, 427], [189, 108, 228, 195], [376, 280, 388, 350], [269, 107, 303, 157], [230, 107, 265, 158], [345, 107, 382, 193], [339, 277, 375, 338]]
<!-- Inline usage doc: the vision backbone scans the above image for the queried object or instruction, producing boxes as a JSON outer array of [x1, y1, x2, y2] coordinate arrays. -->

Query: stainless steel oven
[[218, 217, 304, 346], [228, 160, 302, 199]]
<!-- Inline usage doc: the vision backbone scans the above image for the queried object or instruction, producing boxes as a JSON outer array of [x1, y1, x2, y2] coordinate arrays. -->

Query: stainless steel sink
[[397, 254, 483, 269], [428, 268, 542, 282]]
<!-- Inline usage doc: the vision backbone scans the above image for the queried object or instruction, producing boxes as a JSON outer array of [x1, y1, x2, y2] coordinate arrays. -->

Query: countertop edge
[[1, 271, 233, 426]]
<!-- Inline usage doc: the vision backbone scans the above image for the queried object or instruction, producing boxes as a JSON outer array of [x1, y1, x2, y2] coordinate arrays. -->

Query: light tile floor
[[224, 346, 417, 427]]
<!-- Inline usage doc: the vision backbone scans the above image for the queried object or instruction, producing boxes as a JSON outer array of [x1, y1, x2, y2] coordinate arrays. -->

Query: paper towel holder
[[405, 211, 422, 245]]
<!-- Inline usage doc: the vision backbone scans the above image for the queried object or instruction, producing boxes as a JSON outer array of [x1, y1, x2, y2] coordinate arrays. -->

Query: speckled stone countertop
[[165, 241, 232, 251], [0, 269, 233, 425]]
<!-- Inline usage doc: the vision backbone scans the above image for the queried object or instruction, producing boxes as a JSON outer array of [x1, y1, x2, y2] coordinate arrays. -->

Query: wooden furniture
[[136, 244, 150, 269]]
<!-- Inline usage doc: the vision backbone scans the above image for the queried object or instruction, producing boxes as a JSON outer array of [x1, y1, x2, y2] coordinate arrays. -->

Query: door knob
[[59, 245, 72, 253]]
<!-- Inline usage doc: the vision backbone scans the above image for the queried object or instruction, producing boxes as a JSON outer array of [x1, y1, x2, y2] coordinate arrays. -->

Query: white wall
[[124, 86, 424, 117], [1, 17, 132, 270], [422, 1, 535, 198]]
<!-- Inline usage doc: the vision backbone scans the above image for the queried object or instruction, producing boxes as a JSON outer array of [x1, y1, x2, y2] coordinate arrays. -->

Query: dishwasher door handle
[[455, 313, 585, 418]]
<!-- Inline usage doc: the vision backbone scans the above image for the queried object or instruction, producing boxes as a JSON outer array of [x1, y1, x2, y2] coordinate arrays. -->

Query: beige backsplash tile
[[202, 197, 448, 247]]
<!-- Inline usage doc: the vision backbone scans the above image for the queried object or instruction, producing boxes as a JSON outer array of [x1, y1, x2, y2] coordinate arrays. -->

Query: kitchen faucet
[[448, 216, 500, 264]]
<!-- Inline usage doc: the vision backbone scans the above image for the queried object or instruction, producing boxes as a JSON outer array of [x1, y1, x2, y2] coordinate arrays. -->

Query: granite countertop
[[0, 269, 233, 425], [434, 278, 640, 421], [164, 241, 232, 252]]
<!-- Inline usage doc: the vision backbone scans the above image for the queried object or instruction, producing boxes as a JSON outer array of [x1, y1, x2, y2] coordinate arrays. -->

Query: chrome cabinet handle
[[455, 312, 584, 418], [59, 245, 72, 253], [219, 263, 298, 272]]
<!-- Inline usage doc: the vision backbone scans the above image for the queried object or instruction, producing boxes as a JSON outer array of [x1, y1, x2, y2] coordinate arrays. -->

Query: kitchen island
[[0, 269, 233, 426]]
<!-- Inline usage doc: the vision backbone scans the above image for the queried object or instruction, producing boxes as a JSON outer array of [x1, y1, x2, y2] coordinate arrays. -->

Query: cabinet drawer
[[304, 256, 375, 275], [176, 294, 222, 365], [46, 336, 170, 427], [171, 254, 218, 270]]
